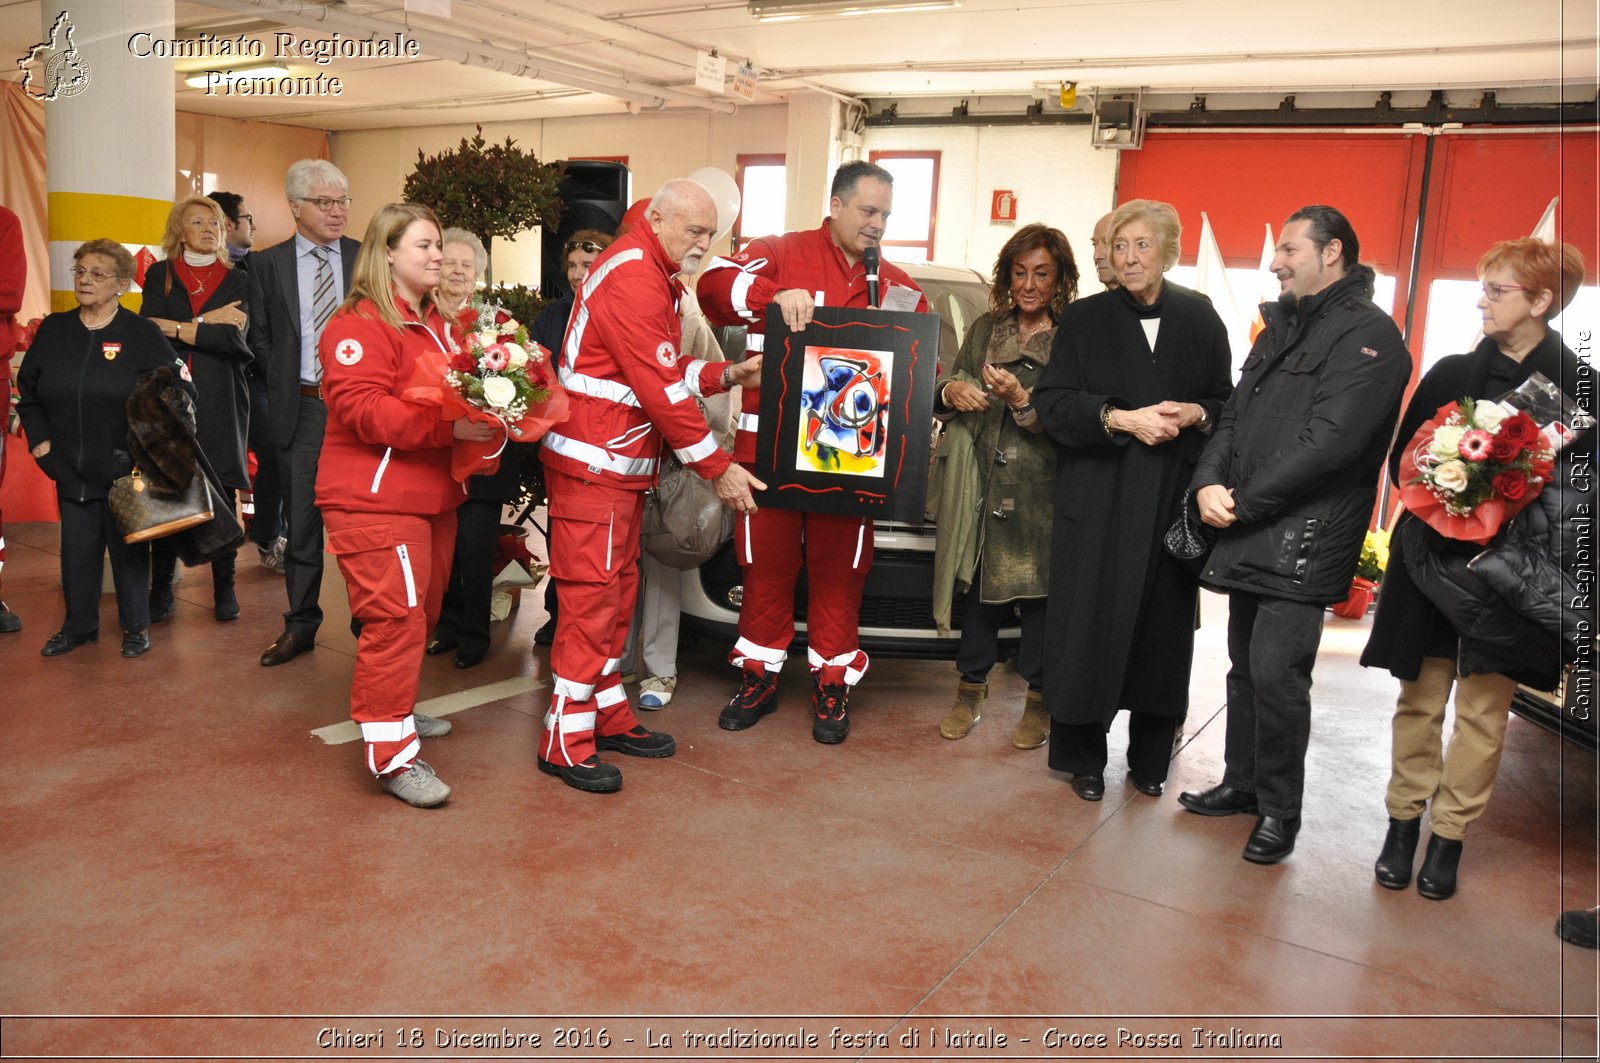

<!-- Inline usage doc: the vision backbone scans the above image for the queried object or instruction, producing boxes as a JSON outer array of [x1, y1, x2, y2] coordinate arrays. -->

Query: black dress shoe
[[260, 630, 315, 667], [425, 635, 458, 656], [1374, 816, 1422, 890], [41, 630, 98, 657], [538, 754, 622, 793], [120, 631, 151, 658], [1129, 774, 1165, 797], [533, 618, 556, 646], [597, 726, 676, 758], [453, 648, 485, 670], [1069, 773, 1104, 802], [1242, 814, 1301, 864], [1416, 834, 1463, 900], [1178, 782, 1260, 817]]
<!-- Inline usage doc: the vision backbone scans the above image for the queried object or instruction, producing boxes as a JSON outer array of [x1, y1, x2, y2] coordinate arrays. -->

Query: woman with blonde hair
[[140, 195, 253, 621], [315, 202, 497, 807]]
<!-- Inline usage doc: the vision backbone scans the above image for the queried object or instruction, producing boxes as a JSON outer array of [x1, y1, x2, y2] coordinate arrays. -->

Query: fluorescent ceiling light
[[184, 65, 291, 88], [749, 0, 961, 22]]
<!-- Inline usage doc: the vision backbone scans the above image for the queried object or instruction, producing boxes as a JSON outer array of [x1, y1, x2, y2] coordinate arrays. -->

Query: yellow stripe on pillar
[[48, 191, 170, 246]]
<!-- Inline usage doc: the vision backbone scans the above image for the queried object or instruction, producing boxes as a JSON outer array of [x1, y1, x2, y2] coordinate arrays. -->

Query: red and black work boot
[[598, 726, 676, 758], [537, 754, 623, 793], [812, 679, 850, 744], [719, 667, 779, 731]]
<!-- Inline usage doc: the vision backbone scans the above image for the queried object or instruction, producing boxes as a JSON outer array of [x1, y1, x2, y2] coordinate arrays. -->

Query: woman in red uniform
[[316, 202, 496, 807]]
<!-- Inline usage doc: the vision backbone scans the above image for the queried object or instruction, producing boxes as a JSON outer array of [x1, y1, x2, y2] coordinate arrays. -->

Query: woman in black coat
[[1363, 237, 1589, 901], [17, 240, 190, 658], [1032, 200, 1234, 802], [140, 196, 253, 621]]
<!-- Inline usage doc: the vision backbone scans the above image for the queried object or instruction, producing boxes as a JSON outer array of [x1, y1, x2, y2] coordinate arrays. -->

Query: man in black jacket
[[1181, 205, 1413, 864]]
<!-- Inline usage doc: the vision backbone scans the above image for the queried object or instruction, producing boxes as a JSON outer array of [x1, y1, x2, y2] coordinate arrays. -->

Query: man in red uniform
[[699, 161, 929, 744], [539, 179, 764, 793], [0, 204, 24, 634]]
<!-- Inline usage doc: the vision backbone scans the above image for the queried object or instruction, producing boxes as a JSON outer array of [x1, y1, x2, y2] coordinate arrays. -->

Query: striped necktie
[[310, 246, 335, 381]]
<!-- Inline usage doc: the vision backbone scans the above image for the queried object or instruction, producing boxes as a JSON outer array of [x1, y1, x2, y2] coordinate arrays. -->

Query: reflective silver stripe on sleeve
[[561, 366, 640, 407], [732, 272, 759, 320], [673, 432, 720, 465], [737, 413, 760, 433], [542, 432, 659, 477], [681, 359, 713, 398], [665, 380, 693, 404], [744, 332, 765, 352]]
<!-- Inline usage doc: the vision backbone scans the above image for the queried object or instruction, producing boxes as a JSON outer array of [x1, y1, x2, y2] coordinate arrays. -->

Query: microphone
[[863, 245, 880, 308]]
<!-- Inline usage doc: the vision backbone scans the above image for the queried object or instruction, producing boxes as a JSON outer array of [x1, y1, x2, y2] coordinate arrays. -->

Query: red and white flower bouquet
[[403, 298, 569, 481], [1398, 372, 1586, 544]]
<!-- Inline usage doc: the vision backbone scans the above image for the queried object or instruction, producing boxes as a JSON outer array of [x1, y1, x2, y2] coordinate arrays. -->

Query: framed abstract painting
[[752, 304, 941, 521]]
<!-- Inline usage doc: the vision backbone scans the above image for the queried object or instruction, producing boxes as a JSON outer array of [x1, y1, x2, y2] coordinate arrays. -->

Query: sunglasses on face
[[564, 239, 604, 254]]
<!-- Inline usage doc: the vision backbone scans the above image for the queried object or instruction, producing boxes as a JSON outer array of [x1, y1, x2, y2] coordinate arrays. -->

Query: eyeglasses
[[299, 196, 352, 212], [237, 214, 254, 225], [1481, 281, 1529, 302], [564, 239, 605, 254], [69, 266, 118, 282]]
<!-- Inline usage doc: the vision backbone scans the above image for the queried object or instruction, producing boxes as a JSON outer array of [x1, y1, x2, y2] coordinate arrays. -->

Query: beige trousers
[[1385, 655, 1519, 840]]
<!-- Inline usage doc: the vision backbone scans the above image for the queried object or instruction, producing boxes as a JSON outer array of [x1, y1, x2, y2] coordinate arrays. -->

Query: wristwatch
[[195, 315, 205, 326]]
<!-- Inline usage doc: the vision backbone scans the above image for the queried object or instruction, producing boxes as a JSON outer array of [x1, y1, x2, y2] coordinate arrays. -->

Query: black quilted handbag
[[1163, 485, 1216, 572], [108, 466, 213, 544]]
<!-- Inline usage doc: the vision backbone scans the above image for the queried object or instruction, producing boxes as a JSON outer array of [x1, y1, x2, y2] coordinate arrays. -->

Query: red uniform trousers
[[731, 506, 872, 687], [325, 508, 456, 777], [541, 470, 646, 767], [0, 376, 9, 592]]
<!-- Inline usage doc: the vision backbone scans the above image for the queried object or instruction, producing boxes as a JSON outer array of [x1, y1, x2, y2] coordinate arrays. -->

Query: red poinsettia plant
[[1398, 372, 1583, 544], [403, 297, 568, 481]]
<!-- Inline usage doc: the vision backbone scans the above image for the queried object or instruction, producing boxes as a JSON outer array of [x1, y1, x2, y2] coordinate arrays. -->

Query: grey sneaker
[[413, 712, 452, 739], [380, 758, 451, 807], [259, 537, 287, 574]]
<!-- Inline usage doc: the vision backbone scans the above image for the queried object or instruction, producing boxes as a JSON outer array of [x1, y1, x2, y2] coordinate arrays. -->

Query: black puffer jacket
[[1446, 432, 1596, 688], [1192, 267, 1413, 603]]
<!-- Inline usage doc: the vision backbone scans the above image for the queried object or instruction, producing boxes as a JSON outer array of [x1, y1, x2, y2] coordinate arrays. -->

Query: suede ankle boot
[[1374, 816, 1422, 890], [212, 552, 239, 622], [149, 553, 178, 622], [1012, 689, 1049, 749], [939, 679, 987, 739]]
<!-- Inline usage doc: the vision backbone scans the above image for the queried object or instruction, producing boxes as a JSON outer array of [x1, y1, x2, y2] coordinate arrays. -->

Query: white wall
[[862, 124, 1119, 292]]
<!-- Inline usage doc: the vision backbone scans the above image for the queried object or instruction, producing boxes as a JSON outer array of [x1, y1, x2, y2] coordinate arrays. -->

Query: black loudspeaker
[[542, 160, 630, 298]]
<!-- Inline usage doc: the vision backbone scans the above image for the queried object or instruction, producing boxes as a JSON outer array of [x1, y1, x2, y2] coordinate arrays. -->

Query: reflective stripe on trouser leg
[[361, 716, 420, 777], [594, 676, 642, 739], [542, 690, 600, 767], [807, 647, 870, 687]]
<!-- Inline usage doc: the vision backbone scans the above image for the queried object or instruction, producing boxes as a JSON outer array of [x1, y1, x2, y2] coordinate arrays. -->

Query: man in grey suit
[[248, 159, 359, 666]]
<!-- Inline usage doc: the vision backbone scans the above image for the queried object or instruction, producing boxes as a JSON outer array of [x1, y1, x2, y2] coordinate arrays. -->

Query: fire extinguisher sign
[[990, 190, 1017, 222]]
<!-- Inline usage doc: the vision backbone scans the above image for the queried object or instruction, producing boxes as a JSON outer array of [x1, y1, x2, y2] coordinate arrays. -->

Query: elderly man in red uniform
[[539, 179, 764, 793], [699, 160, 929, 744]]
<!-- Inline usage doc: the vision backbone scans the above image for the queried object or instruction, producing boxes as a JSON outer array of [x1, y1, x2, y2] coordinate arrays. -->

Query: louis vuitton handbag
[[108, 466, 213, 544]]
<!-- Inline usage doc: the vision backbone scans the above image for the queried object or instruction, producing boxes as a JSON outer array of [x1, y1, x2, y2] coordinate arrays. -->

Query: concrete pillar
[[783, 91, 846, 231], [41, 1, 174, 312]]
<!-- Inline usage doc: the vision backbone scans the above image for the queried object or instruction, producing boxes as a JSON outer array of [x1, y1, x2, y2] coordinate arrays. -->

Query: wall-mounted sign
[[991, 190, 1017, 222]]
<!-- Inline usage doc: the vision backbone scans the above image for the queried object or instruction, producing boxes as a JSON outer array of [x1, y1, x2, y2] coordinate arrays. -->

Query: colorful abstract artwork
[[795, 346, 893, 476]]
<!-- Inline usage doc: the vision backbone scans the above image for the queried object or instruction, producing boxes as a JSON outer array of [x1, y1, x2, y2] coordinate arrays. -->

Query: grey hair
[[285, 159, 349, 202], [650, 178, 715, 221], [440, 228, 488, 275], [1108, 199, 1183, 272]]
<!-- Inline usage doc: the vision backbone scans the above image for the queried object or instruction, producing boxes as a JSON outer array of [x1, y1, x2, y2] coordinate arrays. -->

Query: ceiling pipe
[[199, 0, 738, 114]]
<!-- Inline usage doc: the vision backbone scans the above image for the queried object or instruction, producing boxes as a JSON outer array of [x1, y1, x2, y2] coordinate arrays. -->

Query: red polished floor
[[0, 518, 1595, 1062]]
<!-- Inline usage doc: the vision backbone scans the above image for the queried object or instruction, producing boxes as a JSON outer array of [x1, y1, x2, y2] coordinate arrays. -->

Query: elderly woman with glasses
[[1363, 237, 1588, 902], [140, 196, 254, 623], [17, 240, 191, 659]]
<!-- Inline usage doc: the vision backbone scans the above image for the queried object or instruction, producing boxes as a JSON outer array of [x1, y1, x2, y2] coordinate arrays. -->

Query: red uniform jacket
[[541, 222, 733, 491], [698, 220, 928, 463], [314, 294, 462, 516]]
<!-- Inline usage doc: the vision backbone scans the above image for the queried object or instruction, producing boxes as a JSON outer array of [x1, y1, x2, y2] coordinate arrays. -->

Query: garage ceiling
[[1, 0, 1596, 129]]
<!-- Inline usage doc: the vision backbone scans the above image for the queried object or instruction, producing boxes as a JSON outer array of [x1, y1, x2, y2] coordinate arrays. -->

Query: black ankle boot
[[212, 552, 239, 622], [149, 553, 177, 622], [1416, 834, 1463, 900], [1374, 816, 1422, 890]]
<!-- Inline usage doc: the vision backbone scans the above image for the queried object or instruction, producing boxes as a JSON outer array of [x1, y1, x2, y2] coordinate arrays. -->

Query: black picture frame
[[752, 304, 941, 522]]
